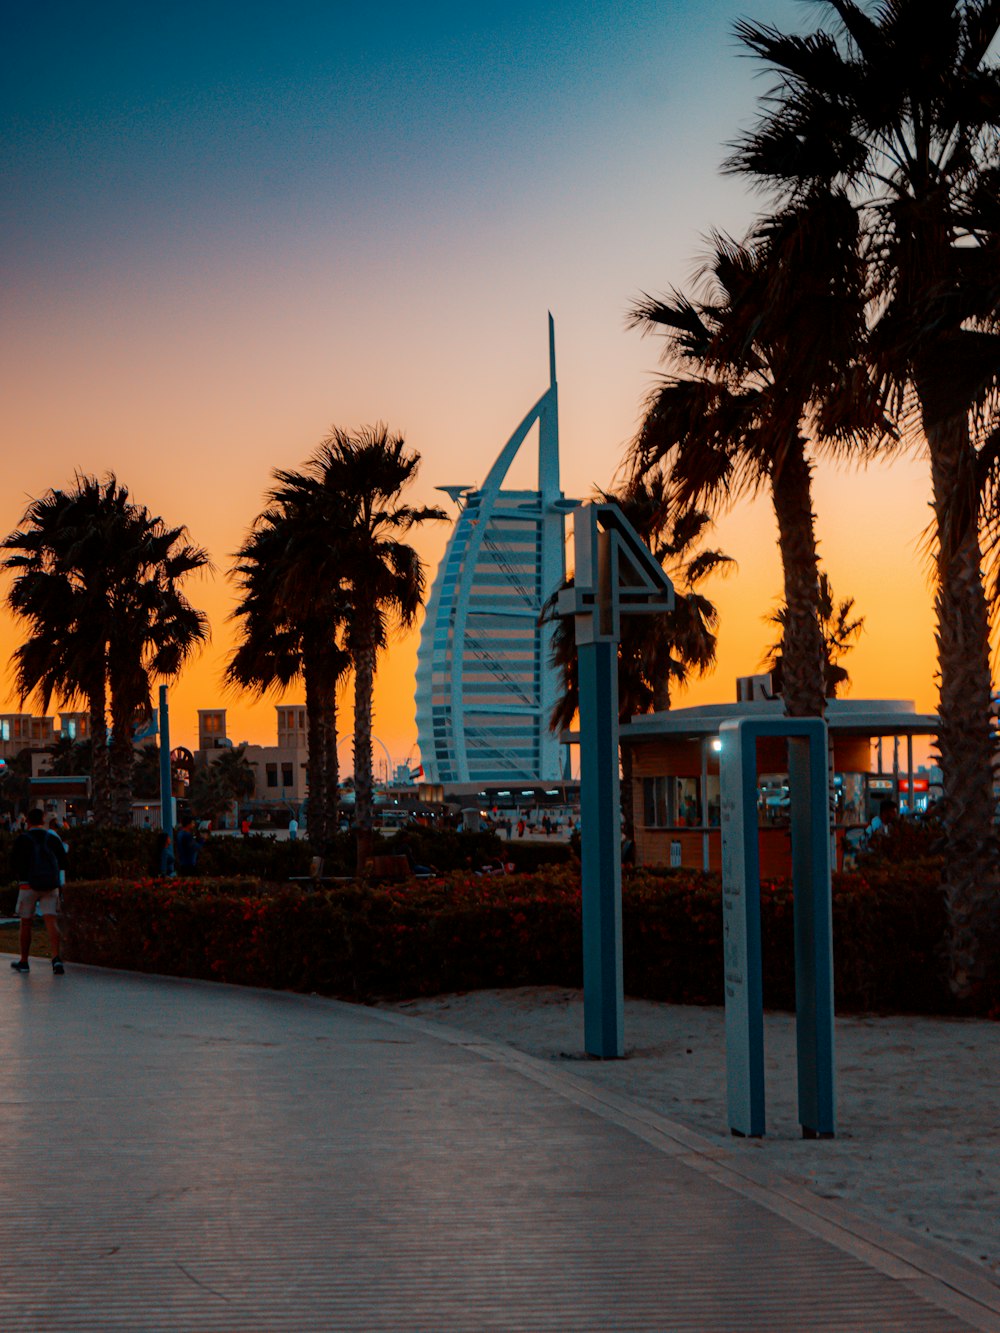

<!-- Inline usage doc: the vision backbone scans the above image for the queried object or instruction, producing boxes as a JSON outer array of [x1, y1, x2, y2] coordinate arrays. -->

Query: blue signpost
[[558, 503, 674, 1058], [158, 684, 175, 861], [719, 717, 836, 1138]]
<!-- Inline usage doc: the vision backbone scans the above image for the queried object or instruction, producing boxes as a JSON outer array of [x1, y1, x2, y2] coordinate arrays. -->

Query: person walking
[[151, 830, 175, 877], [288, 815, 298, 841], [10, 808, 67, 975], [175, 816, 201, 873]]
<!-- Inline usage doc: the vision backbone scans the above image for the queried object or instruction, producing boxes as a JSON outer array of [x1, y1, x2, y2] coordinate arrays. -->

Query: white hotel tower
[[414, 319, 574, 784]]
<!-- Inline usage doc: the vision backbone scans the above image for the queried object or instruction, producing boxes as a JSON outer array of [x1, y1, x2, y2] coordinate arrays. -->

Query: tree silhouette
[[729, 0, 1000, 990], [763, 573, 864, 699], [2, 475, 208, 826], [630, 199, 881, 719]]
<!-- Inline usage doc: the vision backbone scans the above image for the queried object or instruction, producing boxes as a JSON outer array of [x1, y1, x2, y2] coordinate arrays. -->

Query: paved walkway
[[2, 961, 998, 1331]]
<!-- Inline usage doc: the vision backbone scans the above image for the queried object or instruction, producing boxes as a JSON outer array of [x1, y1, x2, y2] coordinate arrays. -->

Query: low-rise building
[[0, 711, 90, 766], [195, 706, 309, 815], [621, 690, 939, 877]]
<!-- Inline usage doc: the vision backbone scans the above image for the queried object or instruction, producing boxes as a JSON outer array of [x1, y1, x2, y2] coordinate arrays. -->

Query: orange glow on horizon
[[0, 441, 955, 775]]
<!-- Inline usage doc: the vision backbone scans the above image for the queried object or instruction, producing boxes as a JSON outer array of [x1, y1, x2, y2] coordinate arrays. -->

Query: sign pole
[[719, 723, 766, 1136], [158, 685, 175, 865], [720, 717, 836, 1138], [578, 638, 624, 1057], [558, 502, 674, 1059]]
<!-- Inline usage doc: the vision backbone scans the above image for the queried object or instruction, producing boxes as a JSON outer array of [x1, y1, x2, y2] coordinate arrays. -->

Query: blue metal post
[[158, 685, 174, 864], [578, 638, 624, 1058], [789, 735, 836, 1137], [719, 717, 836, 1138], [719, 725, 766, 1136], [559, 502, 673, 1060]]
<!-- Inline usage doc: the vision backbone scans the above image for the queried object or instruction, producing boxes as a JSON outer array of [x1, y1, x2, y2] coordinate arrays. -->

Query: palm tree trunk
[[352, 614, 376, 875], [109, 705, 135, 828], [303, 654, 329, 848], [924, 409, 1000, 996], [770, 442, 826, 718], [322, 689, 339, 847], [87, 675, 111, 827]]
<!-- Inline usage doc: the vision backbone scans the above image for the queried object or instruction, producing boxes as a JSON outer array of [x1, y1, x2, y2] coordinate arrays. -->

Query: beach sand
[[385, 987, 1000, 1282]]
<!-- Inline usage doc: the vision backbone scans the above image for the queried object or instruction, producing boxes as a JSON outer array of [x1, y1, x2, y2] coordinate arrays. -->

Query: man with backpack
[[10, 808, 68, 975]]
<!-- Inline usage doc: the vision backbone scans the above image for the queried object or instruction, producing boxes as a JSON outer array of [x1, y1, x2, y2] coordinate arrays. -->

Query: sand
[[384, 987, 1000, 1282]]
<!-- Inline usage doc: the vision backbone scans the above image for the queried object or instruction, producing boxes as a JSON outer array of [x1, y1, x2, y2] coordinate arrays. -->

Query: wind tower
[[414, 317, 574, 783]]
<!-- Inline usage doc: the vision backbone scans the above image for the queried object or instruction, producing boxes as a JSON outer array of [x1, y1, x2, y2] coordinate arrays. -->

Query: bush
[[0, 825, 157, 883], [195, 834, 317, 880], [0, 822, 574, 892], [502, 839, 574, 872], [383, 826, 573, 873], [57, 857, 995, 1014], [856, 815, 944, 869], [0, 825, 328, 888], [61, 869, 584, 998]]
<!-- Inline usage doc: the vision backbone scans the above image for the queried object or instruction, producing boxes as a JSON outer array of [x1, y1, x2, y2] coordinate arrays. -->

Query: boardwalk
[[2, 962, 997, 1331]]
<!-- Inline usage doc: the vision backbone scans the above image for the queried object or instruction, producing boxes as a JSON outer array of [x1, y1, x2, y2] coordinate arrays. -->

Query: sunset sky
[[3, 0, 944, 771]]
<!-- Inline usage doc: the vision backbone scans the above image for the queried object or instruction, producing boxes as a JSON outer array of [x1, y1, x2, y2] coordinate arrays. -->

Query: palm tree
[[283, 426, 445, 872], [103, 499, 211, 824], [232, 427, 443, 869], [226, 512, 350, 848], [4, 482, 113, 820], [629, 196, 882, 721], [45, 735, 93, 778], [2, 475, 209, 827], [728, 1, 1000, 989], [0, 749, 34, 817], [188, 744, 257, 826], [132, 743, 163, 799], [545, 471, 733, 842], [763, 572, 865, 699]]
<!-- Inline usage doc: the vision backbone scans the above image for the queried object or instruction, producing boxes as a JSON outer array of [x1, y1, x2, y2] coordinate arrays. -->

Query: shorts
[[16, 887, 60, 918]]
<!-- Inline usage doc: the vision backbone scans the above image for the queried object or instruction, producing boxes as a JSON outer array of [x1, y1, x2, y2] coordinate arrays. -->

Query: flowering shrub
[[56, 859, 989, 1013], [61, 870, 583, 998]]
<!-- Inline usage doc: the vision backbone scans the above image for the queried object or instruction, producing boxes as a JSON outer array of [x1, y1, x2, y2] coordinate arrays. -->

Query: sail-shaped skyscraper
[[414, 319, 573, 784]]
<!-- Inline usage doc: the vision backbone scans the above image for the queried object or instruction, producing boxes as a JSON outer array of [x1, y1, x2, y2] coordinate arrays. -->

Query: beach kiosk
[[621, 688, 939, 876]]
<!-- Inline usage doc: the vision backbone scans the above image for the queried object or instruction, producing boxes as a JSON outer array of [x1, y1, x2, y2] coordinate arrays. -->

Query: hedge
[[0, 827, 319, 912], [56, 860, 996, 1015], [0, 824, 570, 898]]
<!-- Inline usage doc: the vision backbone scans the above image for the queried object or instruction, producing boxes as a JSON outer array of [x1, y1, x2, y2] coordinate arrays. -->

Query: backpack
[[26, 829, 61, 890]]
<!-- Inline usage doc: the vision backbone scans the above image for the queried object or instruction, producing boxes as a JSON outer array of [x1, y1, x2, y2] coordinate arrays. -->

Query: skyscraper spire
[[414, 319, 568, 784]]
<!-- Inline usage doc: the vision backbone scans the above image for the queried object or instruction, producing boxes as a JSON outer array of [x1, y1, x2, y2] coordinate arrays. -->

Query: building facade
[[195, 707, 310, 810], [0, 711, 90, 762], [414, 318, 573, 784]]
